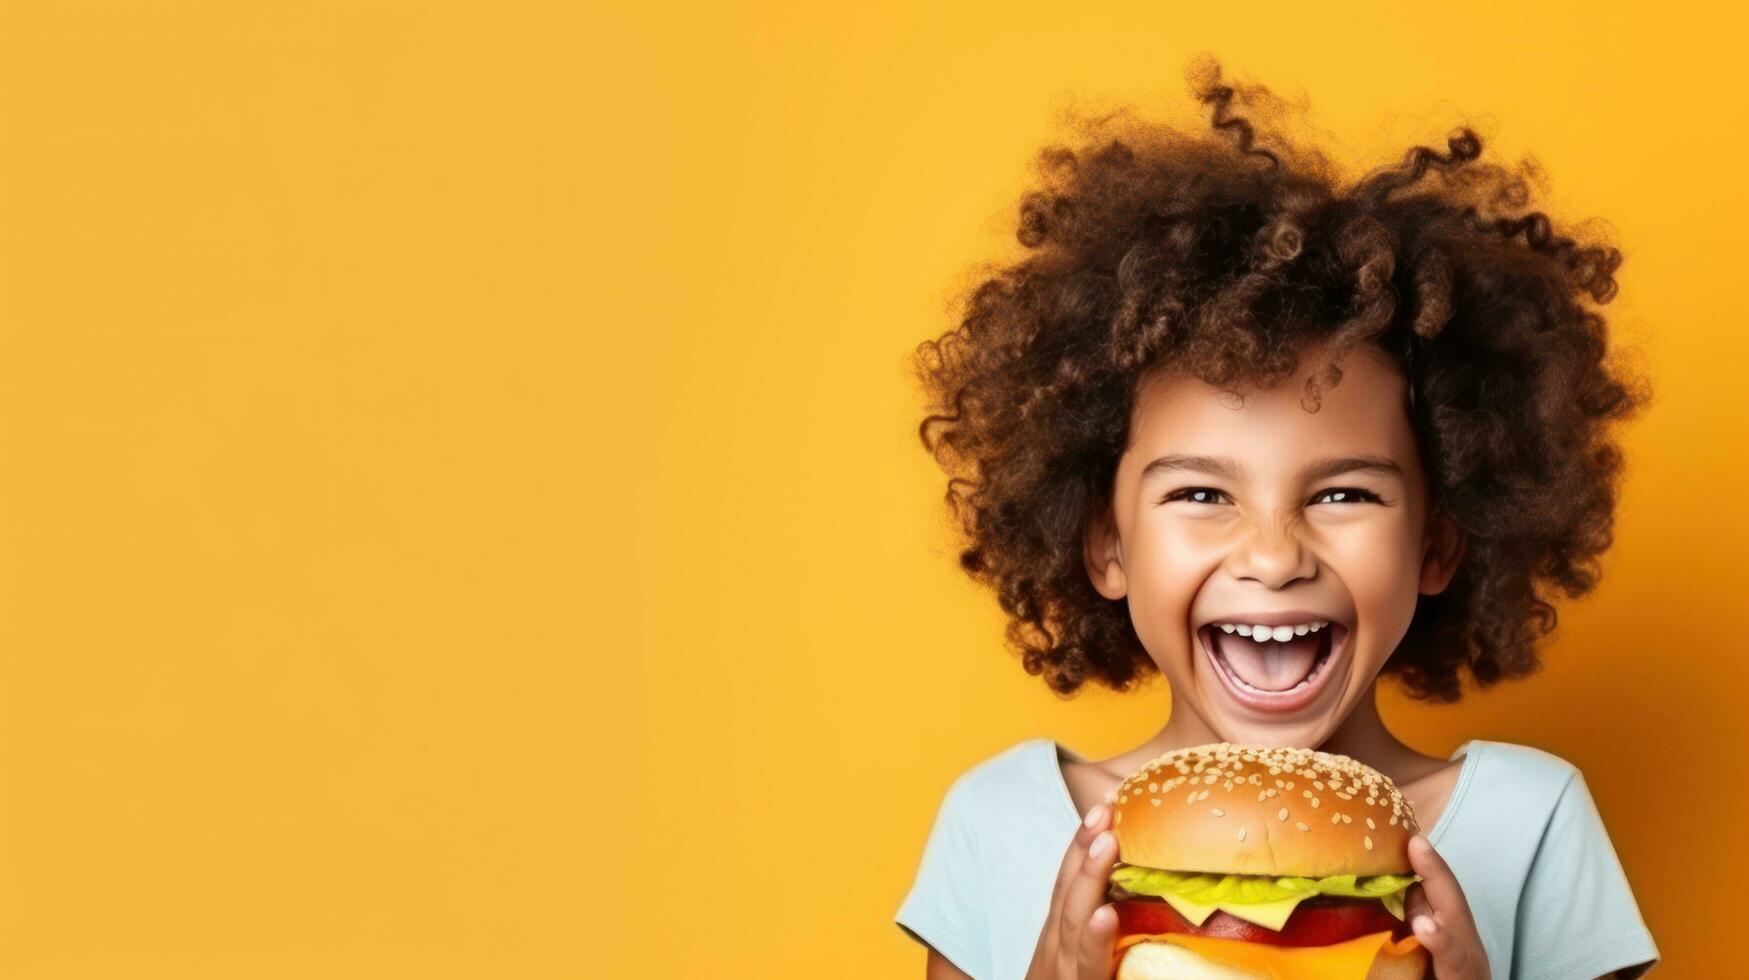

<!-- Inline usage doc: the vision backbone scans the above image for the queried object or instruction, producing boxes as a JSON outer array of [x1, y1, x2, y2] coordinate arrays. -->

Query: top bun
[[1110, 743, 1422, 878]]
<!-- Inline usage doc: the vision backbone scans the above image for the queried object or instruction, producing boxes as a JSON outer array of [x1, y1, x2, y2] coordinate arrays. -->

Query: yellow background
[[0, 1, 1738, 976]]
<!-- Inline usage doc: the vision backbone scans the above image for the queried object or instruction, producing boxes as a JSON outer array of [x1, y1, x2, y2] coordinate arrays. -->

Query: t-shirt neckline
[[1044, 738, 1484, 846]]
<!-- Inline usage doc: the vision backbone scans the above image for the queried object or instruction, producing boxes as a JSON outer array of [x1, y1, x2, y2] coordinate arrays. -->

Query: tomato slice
[[1112, 896, 1412, 948]]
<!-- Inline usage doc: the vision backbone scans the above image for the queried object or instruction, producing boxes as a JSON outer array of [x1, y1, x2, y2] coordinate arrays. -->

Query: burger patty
[[1110, 893, 1414, 947]]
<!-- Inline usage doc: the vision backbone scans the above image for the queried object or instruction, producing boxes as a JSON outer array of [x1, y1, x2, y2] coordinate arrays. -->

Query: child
[[895, 60, 1660, 980]]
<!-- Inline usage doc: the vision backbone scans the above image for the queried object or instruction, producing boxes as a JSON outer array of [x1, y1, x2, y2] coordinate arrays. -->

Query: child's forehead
[[1127, 348, 1418, 463]]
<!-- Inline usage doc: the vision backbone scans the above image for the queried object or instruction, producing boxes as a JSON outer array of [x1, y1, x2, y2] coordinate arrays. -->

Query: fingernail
[[1090, 831, 1113, 859], [1412, 915, 1436, 936], [1084, 804, 1106, 828]]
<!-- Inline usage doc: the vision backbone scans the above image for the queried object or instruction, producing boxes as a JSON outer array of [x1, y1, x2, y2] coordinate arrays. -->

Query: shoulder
[[926, 738, 1073, 843], [901, 743, 1053, 895], [941, 738, 1058, 803], [1465, 738, 1581, 789], [1433, 739, 1583, 841], [1456, 740, 1644, 873]]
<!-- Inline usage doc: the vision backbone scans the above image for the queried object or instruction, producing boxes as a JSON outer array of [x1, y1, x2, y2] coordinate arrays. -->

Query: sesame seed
[[1342, 814, 1352, 824], [1211, 808, 1224, 816], [1277, 807, 1288, 821], [1365, 836, 1374, 850], [1148, 782, 1158, 792], [1389, 815, 1398, 825], [1296, 821, 1309, 831], [1331, 813, 1341, 824], [1310, 798, 1320, 808], [1237, 826, 1247, 841], [1366, 817, 1376, 829], [1313, 781, 1326, 790], [1151, 799, 1161, 807]]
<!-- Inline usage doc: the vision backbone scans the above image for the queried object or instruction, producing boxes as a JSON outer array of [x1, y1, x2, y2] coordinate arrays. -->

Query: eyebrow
[[1140, 453, 1404, 483]]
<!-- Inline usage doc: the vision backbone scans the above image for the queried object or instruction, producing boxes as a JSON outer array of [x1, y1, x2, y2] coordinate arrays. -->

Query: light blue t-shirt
[[895, 738, 1659, 980]]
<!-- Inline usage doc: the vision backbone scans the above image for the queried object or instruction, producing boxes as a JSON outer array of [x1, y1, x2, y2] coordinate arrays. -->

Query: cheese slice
[[1156, 888, 1409, 932], [1160, 891, 1310, 931], [1116, 929, 1425, 979]]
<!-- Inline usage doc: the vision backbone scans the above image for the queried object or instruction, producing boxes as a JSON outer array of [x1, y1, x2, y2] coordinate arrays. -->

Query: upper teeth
[[1217, 622, 1330, 642]]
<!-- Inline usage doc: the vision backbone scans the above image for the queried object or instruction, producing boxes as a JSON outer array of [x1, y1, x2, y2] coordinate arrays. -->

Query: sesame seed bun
[[1107, 744, 1430, 977], [1110, 742, 1422, 878]]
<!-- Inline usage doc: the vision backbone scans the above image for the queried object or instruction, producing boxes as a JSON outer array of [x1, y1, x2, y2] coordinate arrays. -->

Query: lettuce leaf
[[1110, 865, 1421, 906]]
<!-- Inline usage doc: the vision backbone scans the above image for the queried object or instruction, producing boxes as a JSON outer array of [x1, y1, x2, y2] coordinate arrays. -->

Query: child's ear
[[1083, 502, 1128, 600], [1418, 510, 1466, 596]]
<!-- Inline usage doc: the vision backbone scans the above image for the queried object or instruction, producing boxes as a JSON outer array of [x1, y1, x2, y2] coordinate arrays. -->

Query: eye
[[1162, 487, 1231, 506], [1310, 487, 1383, 505]]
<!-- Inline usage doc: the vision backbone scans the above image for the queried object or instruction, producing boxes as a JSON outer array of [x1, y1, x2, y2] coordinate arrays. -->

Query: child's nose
[[1225, 522, 1317, 589]]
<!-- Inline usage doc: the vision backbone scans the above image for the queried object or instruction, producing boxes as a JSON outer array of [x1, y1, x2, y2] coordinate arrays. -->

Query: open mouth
[[1198, 618, 1348, 713]]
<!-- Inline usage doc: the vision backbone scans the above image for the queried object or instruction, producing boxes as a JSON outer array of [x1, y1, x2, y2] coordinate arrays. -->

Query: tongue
[[1214, 631, 1322, 691]]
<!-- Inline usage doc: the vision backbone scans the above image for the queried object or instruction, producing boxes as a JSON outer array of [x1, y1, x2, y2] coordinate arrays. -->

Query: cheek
[[1317, 515, 1425, 649], [1122, 521, 1226, 660]]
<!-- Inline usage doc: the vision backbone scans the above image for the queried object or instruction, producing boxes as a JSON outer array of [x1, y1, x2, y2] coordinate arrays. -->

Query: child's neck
[[1316, 686, 1432, 775], [1114, 682, 1435, 785]]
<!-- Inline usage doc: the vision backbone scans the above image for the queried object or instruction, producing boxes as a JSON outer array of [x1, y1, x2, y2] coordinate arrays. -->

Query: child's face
[[1084, 344, 1463, 747]]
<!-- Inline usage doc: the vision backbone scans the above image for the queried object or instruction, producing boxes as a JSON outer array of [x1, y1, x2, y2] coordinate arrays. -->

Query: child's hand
[[1025, 802, 1121, 980], [1404, 833, 1492, 979]]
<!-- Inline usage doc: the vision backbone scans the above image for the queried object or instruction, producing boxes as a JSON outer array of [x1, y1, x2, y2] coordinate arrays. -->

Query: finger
[[1410, 912, 1443, 960], [1077, 903, 1118, 979], [1049, 807, 1108, 921], [1408, 835, 1473, 922], [1039, 806, 1108, 972], [1411, 912, 1477, 977], [1058, 830, 1120, 975]]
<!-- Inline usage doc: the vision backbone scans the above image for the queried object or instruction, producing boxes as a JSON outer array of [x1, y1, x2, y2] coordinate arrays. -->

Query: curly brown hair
[[910, 58, 1646, 703]]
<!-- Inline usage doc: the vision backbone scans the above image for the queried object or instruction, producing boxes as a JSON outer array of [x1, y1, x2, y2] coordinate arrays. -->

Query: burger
[[1106, 743, 1429, 979]]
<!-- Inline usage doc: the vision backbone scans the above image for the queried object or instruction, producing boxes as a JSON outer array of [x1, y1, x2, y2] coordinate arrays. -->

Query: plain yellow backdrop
[[0, 1, 1739, 976]]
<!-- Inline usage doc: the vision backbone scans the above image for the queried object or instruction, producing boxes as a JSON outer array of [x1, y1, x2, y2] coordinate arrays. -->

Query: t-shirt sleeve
[[895, 773, 992, 979], [1512, 771, 1660, 979]]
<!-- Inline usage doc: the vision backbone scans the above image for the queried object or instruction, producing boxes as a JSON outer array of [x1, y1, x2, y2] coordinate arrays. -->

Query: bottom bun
[[1115, 942, 1262, 979], [1116, 938, 1430, 980]]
